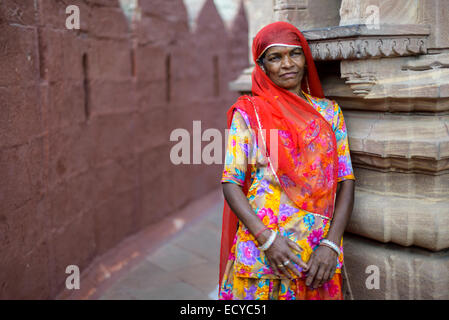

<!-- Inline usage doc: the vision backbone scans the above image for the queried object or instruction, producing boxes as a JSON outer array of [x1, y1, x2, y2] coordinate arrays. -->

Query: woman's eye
[[269, 56, 280, 61]]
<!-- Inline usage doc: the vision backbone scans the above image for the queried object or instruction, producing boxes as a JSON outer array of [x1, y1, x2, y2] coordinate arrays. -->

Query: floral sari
[[219, 21, 355, 300], [219, 93, 354, 300]]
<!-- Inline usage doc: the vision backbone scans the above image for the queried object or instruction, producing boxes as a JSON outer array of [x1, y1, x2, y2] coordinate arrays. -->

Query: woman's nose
[[281, 55, 294, 68]]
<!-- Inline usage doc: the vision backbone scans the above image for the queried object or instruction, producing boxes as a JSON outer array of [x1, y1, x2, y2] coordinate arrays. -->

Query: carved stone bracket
[[309, 37, 427, 61], [342, 73, 377, 96], [303, 24, 430, 61]]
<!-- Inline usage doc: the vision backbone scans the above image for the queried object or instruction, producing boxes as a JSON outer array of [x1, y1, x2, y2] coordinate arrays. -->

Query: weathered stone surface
[[0, 84, 43, 148], [421, 0, 449, 50], [353, 167, 449, 198], [0, 25, 39, 87], [339, 0, 420, 26], [1, 0, 248, 299], [344, 112, 449, 172], [339, 0, 449, 50], [339, 55, 449, 98], [349, 186, 449, 251], [274, 0, 341, 30], [344, 234, 449, 300]]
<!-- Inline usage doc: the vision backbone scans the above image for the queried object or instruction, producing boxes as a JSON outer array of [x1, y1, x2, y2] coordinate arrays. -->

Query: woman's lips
[[280, 72, 298, 79]]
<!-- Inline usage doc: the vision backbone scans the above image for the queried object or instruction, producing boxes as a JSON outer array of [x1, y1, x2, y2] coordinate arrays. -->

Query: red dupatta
[[219, 21, 338, 289]]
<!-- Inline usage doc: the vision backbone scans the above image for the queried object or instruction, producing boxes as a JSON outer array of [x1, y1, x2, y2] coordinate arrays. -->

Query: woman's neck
[[287, 85, 305, 98]]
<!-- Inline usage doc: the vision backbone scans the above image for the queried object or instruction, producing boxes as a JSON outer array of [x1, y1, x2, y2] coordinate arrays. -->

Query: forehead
[[265, 46, 302, 55]]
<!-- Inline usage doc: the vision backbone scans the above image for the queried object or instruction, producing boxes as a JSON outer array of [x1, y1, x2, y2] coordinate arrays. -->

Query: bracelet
[[254, 226, 269, 239], [258, 230, 277, 251], [320, 239, 341, 256]]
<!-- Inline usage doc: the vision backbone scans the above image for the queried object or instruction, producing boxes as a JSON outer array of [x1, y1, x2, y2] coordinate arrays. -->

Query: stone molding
[[303, 24, 430, 61], [345, 111, 449, 172], [309, 37, 427, 61]]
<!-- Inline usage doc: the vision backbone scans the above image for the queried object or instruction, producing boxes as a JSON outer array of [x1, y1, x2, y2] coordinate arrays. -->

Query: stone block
[[48, 122, 96, 187], [92, 112, 138, 165], [0, 235, 51, 299], [47, 80, 86, 130], [348, 187, 449, 251], [137, 81, 167, 109], [421, 0, 449, 49], [140, 175, 173, 227], [354, 167, 449, 199], [89, 6, 129, 39], [0, 0, 37, 25], [92, 153, 139, 204], [48, 169, 98, 229], [274, 0, 341, 30], [141, 144, 172, 185], [87, 38, 132, 81], [0, 137, 45, 214], [136, 15, 179, 46], [135, 107, 169, 153], [344, 111, 449, 172], [39, 28, 87, 82], [91, 188, 139, 255], [0, 25, 38, 86], [343, 234, 449, 300], [135, 44, 166, 81], [89, 80, 138, 116], [50, 210, 97, 295], [0, 84, 43, 148], [339, 0, 420, 26], [169, 164, 197, 210]]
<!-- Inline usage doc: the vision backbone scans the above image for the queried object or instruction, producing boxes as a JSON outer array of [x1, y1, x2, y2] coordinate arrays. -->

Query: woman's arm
[[305, 179, 355, 288], [222, 182, 307, 279], [222, 182, 267, 243]]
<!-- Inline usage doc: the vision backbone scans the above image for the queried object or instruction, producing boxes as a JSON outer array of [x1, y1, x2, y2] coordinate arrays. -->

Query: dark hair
[[256, 54, 266, 68]]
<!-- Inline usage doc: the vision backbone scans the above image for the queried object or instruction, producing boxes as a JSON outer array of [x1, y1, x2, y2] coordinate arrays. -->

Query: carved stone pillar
[[230, 0, 449, 299]]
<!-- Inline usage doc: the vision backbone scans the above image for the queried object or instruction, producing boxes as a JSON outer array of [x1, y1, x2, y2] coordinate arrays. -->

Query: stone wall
[[0, 0, 248, 299]]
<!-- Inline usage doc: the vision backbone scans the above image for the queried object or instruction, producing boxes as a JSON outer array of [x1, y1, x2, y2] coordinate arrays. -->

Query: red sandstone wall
[[0, 0, 248, 299]]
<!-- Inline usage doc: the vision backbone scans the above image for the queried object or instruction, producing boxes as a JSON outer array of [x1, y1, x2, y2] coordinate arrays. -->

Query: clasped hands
[[259, 231, 338, 289]]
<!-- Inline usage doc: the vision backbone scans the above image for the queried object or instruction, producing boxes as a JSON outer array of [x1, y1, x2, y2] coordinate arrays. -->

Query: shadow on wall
[[0, 0, 248, 299]]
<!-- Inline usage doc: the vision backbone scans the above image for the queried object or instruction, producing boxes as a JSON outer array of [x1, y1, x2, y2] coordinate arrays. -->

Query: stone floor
[[98, 198, 224, 300]]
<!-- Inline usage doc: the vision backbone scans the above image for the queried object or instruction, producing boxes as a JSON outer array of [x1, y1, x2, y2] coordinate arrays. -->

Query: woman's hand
[[261, 232, 308, 280], [305, 245, 338, 289]]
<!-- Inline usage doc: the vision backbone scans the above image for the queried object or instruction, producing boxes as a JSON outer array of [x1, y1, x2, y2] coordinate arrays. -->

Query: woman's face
[[260, 46, 306, 94]]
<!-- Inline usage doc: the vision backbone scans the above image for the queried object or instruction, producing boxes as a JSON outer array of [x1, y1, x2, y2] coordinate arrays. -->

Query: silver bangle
[[258, 230, 277, 251], [320, 239, 341, 256]]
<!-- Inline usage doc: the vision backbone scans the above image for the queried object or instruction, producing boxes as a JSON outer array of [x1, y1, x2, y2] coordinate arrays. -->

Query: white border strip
[[257, 43, 302, 60]]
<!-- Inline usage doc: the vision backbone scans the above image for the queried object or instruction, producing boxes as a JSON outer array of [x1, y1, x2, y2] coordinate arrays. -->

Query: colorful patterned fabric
[[218, 93, 354, 300], [220, 22, 338, 288]]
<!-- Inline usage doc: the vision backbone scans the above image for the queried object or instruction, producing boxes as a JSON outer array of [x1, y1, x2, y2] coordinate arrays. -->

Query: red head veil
[[218, 21, 338, 289]]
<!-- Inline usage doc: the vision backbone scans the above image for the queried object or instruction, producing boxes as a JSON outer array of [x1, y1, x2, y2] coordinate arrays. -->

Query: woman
[[219, 21, 355, 300]]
